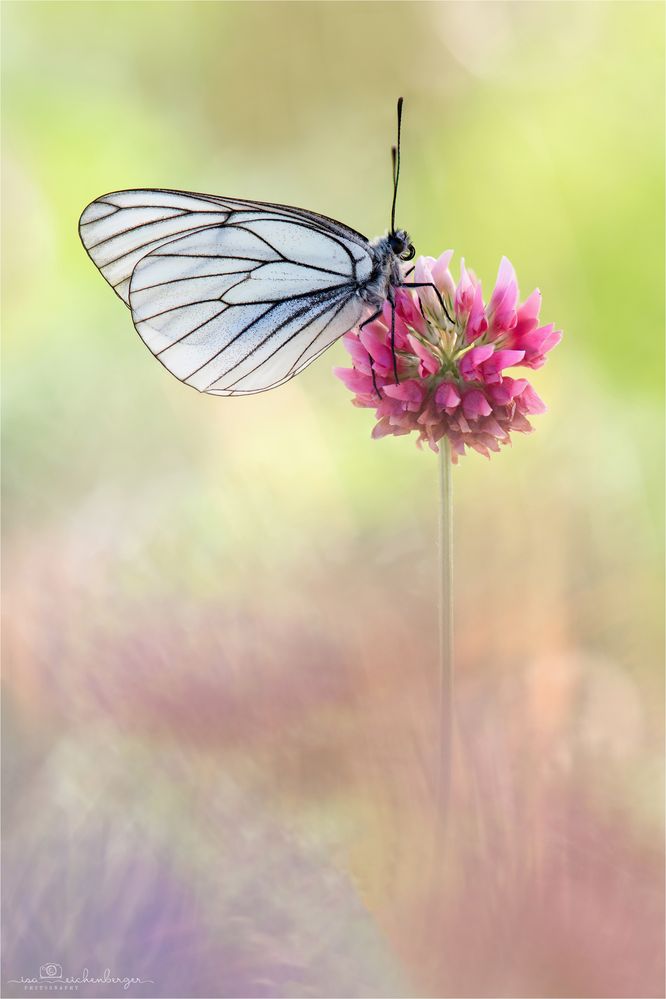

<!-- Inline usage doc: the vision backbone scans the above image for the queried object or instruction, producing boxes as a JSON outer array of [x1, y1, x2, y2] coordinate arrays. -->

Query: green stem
[[437, 436, 454, 832]]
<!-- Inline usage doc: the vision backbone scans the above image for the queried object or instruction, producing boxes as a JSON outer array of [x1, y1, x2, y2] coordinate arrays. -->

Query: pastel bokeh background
[[2, 2, 664, 997]]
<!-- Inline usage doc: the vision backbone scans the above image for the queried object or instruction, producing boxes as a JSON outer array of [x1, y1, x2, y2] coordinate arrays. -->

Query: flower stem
[[437, 436, 454, 835]]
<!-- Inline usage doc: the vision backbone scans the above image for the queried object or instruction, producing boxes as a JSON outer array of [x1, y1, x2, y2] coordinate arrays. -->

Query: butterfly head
[[389, 229, 415, 262]]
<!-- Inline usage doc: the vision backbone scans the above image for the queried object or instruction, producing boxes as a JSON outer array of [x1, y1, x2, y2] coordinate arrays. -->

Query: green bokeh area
[[2, 4, 664, 999]]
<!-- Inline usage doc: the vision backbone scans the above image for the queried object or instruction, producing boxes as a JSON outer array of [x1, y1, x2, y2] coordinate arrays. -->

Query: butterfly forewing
[[79, 190, 233, 303], [79, 189, 374, 394]]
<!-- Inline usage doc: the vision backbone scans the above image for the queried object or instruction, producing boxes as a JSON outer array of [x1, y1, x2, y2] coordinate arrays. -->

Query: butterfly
[[79, 99, 449, 396]]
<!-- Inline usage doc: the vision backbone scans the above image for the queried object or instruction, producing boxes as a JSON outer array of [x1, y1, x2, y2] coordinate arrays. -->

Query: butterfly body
[[362, 230, 414, 309]]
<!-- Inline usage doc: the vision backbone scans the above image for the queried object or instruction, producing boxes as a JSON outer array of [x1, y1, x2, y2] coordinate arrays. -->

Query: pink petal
[[413, 258, 439, 316], [489, 256, 517, 307], [485, 376, 529, 406], [450, 437, 466, 461], [469, 439, 491, 459], [417, 401, 444, 430], [391, 312, 412, 350], [514, 323, 563, 368], [432, 250, 456, 300], [509, 411, 534, 433], [456, 260, 488, 343], [454, 258, 476, 317], [407, 334, 440, 377], [535, 327, 563, 360], [394, 289, 427, 336], [434, 380, 462, 411], [478, 348, 526, 383], [459, 344, 495, 381], [462, 389, 492, 419], [480, 415, 508, 438], [342, 332, 373, 372], [515, 383, 547, 414], [414, 256, 436, 284], [371, 417, 394, 440], [376, 395, 404, 418], [383, 378, 426, 411], [333, 366, 374, 394], [359, 325, 393, 368], [466, 282, 488, 343], [514, 289, 542, 337], [414, 256, 452, 325], [488, 256, 519, 333]]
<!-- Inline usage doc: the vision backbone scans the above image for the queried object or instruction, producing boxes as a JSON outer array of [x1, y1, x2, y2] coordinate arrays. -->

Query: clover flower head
[[335, 252, 562, 462]]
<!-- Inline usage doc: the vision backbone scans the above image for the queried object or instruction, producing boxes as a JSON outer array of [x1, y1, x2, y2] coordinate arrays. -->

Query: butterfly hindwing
[[130, 225, 365, 395]]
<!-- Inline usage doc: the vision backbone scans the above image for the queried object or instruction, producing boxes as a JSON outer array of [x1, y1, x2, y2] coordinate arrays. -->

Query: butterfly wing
[[79, 189, 375, 394], [79, 189, 234, 304]]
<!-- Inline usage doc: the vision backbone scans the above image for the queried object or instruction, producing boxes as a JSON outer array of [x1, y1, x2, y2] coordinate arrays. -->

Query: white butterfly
[[79, 100, 446, 396]]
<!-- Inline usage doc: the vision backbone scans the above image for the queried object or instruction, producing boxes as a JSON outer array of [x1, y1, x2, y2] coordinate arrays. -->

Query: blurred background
[[2, 3, 664, 997]]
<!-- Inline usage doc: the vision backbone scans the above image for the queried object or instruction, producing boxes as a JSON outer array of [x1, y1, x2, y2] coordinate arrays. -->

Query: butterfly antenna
[[390, 97, 404, 235]]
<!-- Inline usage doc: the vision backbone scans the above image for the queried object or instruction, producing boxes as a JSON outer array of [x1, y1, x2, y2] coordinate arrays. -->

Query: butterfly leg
[[359, 307, 385, 398], [401, 281, 454, 325], [389, 293, 399, 384], [359, 308, 383, 331], [361, 354, 381, 398]]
